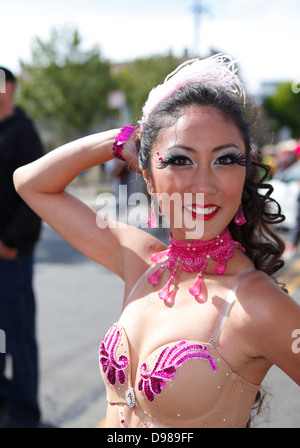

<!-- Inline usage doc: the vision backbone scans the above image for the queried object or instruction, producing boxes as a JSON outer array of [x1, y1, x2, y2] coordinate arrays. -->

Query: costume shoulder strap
[[209, 268, 256, 346], [122, 265, 154, 310]]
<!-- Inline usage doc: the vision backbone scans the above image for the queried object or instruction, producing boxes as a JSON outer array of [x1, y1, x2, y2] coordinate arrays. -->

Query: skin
[[13, 105, 300, 428]]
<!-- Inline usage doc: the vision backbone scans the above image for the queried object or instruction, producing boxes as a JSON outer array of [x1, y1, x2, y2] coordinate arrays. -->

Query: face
[[0, 81, 14, 108], [145, 106, 246, 241]]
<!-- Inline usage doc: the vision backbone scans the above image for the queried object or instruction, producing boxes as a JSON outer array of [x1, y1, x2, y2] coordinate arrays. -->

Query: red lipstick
[[184, 204, 220, 221]]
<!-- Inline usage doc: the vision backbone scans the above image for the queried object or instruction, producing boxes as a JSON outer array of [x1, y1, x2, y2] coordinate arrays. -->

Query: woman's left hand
[[122, 128, 141, 174]]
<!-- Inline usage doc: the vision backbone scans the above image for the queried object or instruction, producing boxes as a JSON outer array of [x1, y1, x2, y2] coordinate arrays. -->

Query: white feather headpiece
[[140, 53, 246, 126]]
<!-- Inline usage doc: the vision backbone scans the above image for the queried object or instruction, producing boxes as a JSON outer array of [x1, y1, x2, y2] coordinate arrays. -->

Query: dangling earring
[[234, 203, 246, 226], [147, 200, 158, 228]]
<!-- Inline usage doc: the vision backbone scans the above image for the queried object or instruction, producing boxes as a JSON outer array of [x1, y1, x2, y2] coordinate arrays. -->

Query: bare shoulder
[[235, 269, 300, 384], [236, 269, 298, 324]]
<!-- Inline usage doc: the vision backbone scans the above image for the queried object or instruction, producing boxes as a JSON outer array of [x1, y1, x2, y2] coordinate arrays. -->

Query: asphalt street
[[31, 186, 299, 429]]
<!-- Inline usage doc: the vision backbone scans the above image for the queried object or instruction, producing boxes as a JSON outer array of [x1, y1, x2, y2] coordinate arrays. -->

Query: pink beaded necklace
[[148, 228, 245, 302]]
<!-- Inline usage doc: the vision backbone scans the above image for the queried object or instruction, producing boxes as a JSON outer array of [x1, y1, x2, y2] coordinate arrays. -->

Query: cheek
[[155, 166, 194, 191], [152, 173, 184, 223], [219, 169, 246, 196], [152, 171, 182, 195]]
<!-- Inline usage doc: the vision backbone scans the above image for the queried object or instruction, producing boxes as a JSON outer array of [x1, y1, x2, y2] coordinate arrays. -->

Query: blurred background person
[[0, 67, 44, 427], [104, 158, 132, 219]]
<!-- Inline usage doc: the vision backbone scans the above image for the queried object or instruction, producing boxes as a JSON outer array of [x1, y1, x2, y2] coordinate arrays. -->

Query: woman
[[13, 55, 300, 428]]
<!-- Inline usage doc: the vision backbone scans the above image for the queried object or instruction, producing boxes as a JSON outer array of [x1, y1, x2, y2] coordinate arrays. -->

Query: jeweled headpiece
[[140, 54, 246, 127]]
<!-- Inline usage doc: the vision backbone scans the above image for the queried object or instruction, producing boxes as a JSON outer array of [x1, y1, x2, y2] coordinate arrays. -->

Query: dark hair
[[0, 67, 16, 84], [137, 82, 286, 427]]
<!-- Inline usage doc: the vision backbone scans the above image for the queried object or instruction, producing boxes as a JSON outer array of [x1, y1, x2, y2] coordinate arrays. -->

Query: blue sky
[[1, 0, 299, 94]]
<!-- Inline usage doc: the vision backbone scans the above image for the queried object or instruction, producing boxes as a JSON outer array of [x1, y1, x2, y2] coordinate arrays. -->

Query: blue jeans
[[0, 255, 40, 427]]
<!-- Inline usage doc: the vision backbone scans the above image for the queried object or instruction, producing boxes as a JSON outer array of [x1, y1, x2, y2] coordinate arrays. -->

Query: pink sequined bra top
[[99, 268, 260, 428]]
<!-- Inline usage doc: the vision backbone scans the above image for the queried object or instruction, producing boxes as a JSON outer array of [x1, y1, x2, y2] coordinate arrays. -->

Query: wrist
[[112, 126, 137, 161]]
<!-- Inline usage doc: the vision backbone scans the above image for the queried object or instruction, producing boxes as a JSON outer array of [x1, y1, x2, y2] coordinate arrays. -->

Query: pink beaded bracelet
[[112, 126, 137, 161]]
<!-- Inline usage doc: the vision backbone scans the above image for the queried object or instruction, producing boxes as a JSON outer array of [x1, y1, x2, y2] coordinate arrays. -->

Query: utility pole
[[191, 0, 208, 57]]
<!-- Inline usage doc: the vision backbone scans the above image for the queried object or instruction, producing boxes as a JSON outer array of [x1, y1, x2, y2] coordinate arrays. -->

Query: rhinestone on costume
[[126, 387, 136, 408]]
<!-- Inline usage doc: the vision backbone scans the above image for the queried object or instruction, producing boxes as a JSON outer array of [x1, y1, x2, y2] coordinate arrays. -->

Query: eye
[[215, 152, 246, 166], [158, 154, 193, 168]]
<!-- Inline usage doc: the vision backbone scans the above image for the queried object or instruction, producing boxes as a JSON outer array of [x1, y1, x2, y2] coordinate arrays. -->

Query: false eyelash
[[155, 153, 192, 169], [216, 151, 247, 166]]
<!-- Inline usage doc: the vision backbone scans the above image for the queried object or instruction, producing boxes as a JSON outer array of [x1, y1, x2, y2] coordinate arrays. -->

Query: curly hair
[[136, 82, 286, 427]]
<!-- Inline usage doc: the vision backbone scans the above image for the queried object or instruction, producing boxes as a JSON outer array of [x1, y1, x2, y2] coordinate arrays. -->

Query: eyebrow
[[166, 143, 243, 153]]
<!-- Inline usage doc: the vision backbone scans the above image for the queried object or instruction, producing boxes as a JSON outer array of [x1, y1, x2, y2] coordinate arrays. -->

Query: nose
[[189, 167, 218, 196]]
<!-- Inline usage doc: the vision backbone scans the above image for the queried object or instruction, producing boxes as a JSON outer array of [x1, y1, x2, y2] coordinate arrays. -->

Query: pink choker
[[148, 229, 245, 303]]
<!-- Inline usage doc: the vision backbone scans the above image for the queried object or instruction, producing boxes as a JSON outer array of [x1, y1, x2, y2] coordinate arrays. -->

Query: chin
[[171, 226, 217, 242]]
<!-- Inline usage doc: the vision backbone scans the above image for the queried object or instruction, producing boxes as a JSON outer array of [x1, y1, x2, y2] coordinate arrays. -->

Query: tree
[[263, 82, 300, 138], [113, 53, 181, 122], [16, 27, 117, 146]]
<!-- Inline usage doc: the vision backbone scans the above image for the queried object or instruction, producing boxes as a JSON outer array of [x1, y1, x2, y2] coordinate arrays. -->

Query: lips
[[184, 204, 220, 220]]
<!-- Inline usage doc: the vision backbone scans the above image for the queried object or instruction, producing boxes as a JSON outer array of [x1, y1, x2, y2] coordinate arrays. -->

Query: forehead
[[154, 106, 245, 152]]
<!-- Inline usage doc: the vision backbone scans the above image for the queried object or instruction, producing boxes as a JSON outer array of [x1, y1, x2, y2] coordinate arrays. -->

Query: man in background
[[0, 67, 44, 427]]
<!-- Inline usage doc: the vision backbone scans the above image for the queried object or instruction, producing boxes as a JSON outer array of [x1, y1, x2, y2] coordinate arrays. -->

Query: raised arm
[[13, 129, 142, 278]]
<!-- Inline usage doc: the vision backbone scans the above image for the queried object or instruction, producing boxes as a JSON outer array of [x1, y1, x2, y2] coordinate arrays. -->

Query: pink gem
[[148, 265, 165, 285], [215, 262, 226, 275], [189, 274, 202, 297], [234, 204, 246, 226], [151, 249, 168, 263], [147, 204, 158, 228], [158, 277, 173, 300]]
